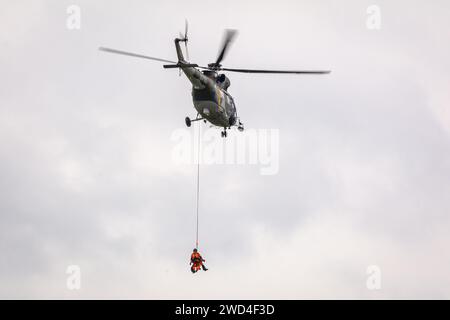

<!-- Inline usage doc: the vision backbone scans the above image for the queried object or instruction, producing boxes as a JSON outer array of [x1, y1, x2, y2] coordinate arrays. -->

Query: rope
[[195, 122, 201, 249]]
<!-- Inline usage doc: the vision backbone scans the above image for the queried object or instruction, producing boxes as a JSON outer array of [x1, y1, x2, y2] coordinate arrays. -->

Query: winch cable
[[195, 122, 201, 249]]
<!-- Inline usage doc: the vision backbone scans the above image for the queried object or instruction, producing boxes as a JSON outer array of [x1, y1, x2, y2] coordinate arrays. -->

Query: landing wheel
[[238, 120, 245, 132], [185, 117, 191, 127]]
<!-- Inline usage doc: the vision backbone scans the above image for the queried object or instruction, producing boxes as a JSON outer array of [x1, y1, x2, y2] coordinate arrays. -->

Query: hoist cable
[[195, 123, 201, 249]]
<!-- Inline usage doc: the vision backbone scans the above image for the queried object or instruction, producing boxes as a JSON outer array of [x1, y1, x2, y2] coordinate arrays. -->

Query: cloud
[[0, 0, 450, 299]]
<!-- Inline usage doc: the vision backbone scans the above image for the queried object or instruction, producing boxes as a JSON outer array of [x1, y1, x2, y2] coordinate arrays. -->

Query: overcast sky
[[1, 0, 450, 299]]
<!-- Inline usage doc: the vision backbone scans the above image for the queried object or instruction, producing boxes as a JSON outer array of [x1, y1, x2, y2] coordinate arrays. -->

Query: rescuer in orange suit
[[190, 248, 208, 273]]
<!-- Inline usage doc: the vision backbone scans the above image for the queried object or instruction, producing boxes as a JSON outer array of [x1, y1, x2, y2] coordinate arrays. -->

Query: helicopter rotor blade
[[215, 29, 238, 66], [184, 19, 190, 61], [219, 67, 331, 74], [99, 47, 177, 64], [178, 20, 190, 61]]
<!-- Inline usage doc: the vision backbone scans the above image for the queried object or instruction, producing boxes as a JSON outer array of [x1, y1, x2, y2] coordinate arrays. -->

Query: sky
[[1, 0, 450, 299]]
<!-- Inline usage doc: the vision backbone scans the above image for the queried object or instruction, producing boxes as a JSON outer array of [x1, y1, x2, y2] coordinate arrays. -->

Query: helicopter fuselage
[[191, 77, 236, 128], [175, 39, 239, 129]]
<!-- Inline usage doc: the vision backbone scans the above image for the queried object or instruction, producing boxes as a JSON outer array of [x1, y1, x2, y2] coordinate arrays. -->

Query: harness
[[191, 253, 203, 272]]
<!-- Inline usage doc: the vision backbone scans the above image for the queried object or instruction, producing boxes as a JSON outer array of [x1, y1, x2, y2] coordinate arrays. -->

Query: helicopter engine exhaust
[[216, 73, 231, 90]]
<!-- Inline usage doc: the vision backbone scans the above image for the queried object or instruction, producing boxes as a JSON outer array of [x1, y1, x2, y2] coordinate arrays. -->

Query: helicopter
[[100, 22, 330, 137]]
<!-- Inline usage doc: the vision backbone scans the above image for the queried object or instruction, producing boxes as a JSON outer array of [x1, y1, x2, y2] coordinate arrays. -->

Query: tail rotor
[[179, 19, 190, 61]]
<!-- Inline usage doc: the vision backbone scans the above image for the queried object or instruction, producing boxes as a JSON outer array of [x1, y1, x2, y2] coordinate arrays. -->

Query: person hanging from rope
[[190, 248, 208, 273]]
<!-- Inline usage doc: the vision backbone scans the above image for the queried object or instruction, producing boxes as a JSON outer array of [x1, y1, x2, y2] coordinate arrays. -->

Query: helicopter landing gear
[[185, 116, 204, 127], [221, 130, 227, 138], [237, 120, 244, 132]]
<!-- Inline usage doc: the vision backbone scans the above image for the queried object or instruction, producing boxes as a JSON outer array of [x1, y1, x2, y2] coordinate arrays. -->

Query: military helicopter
[[100, 22, 330, 137]]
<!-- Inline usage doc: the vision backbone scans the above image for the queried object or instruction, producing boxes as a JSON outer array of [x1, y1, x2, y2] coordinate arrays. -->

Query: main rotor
[[99, 21, 331, 75]]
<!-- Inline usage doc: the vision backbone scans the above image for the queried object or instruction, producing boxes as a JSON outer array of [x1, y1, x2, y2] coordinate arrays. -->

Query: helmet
[[193, 248, 198, 252]]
